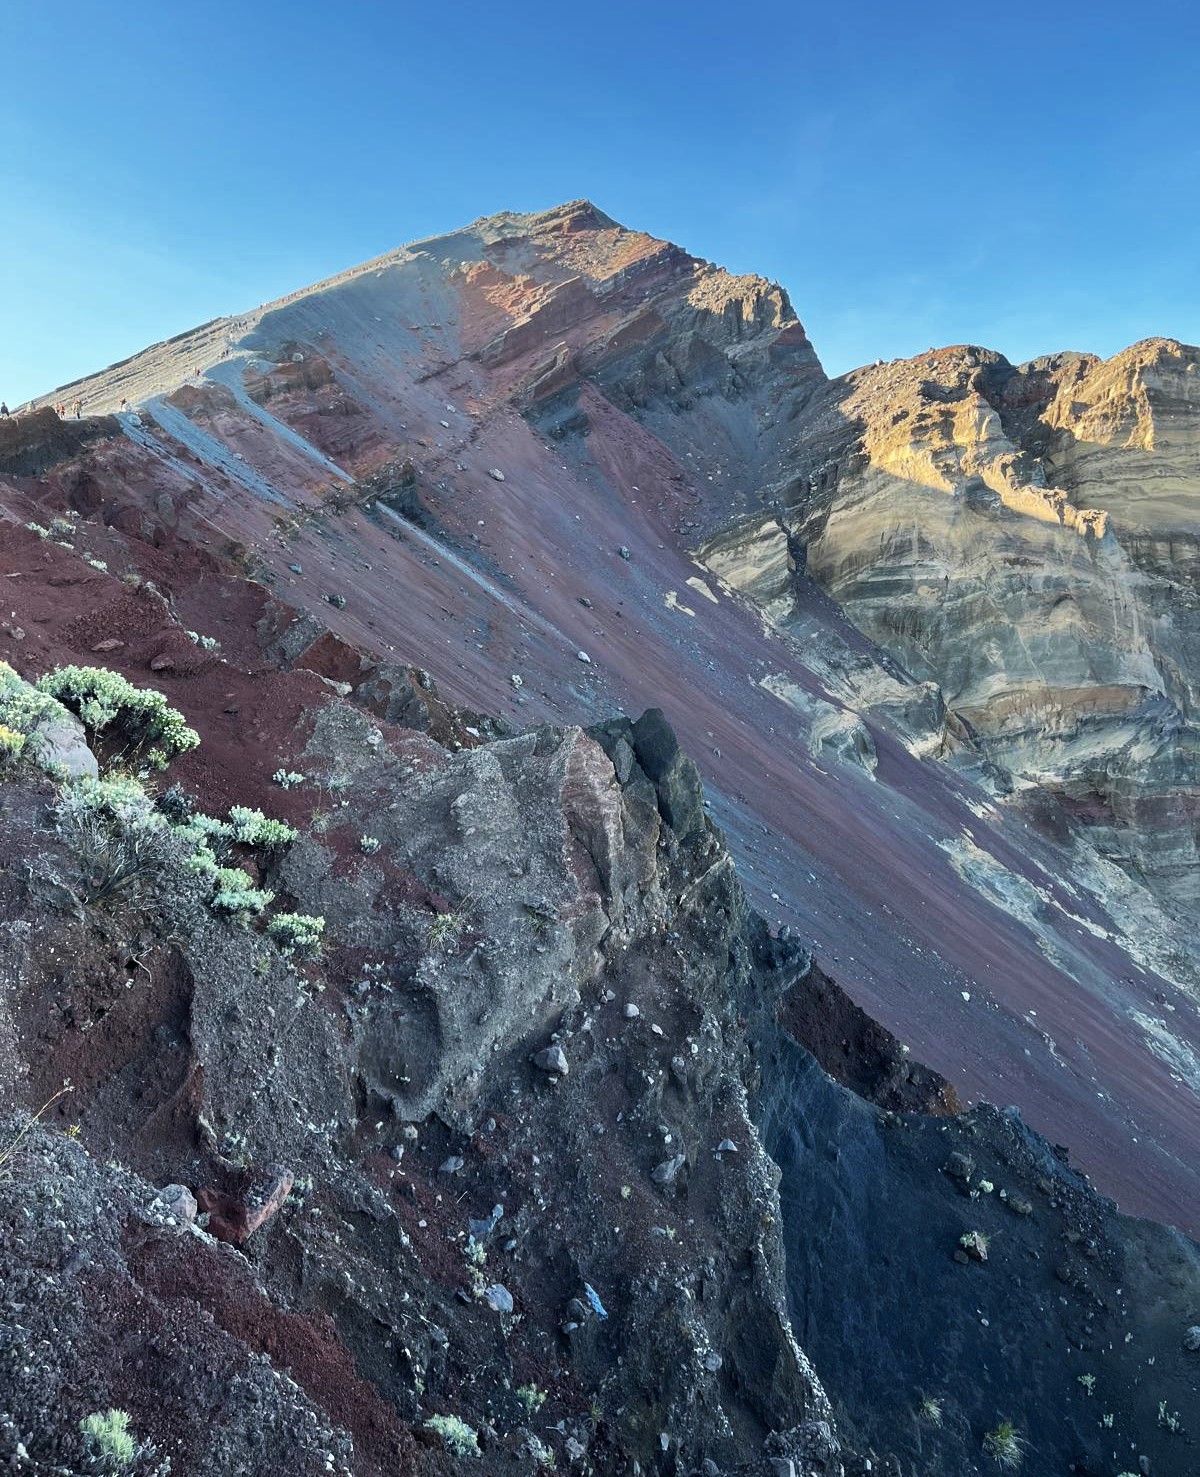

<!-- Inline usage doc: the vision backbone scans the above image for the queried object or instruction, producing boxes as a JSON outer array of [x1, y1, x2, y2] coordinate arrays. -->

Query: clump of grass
[[983, 1420, 1025, 1468], [429, 896, 473, 950], [918, 1394, 944, 1427]]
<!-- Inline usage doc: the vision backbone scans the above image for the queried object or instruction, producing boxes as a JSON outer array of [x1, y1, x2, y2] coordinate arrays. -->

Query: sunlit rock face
[[698, 339, 1200, 950]]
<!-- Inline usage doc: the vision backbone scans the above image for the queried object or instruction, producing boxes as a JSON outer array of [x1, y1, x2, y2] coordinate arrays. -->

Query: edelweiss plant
[[38, 664, 199, 768]]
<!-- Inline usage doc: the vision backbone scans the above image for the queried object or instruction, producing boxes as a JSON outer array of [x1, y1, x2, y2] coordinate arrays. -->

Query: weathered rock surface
[[703, 340, 1200, 997]]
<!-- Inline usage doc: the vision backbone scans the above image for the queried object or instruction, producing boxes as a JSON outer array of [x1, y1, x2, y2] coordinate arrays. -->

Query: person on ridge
[[0, 403, 9, 417]]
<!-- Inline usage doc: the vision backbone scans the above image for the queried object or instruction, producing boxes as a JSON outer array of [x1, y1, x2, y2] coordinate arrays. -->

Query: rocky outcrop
[[1, 682, 1196, 1477], [702, 340, 1200, 992], [0, 687, 856, 1475]]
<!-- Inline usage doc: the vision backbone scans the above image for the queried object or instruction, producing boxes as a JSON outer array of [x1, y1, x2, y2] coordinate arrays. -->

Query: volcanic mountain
[[0, 202, 1197, 1476]]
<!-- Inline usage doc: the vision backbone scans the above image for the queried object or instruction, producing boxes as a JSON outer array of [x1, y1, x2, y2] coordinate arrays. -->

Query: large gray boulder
[[26, 709, 97, 780]]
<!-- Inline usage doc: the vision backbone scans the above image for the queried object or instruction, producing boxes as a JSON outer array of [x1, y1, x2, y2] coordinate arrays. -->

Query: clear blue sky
[[2, 1, 1197, 403]]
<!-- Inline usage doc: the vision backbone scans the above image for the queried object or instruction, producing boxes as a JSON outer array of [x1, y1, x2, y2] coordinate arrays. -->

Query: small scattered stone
[[717, 1139, 737, 1154], [943, 1151, 974, 1183], [439, 1155, 465, 1175], [153, 1184, 197, 1224], [288, 563, 303, 574], [510, 674, 523, 688], [149, 653, 175, 671], [623, 1003, 641, 1019], [577, 650, 591, 664], [483, 1284, 513, 1313], [488, 468, 505, 481], [618, 546, 631, 560], [1184, 1325, 1200, 1352], [90, 637, 124, 652], [469, 1204, 504, 1238], [651, 1154, 686, 1186], [532, 1044, 569, 1076], [325, 593, 347, 609]]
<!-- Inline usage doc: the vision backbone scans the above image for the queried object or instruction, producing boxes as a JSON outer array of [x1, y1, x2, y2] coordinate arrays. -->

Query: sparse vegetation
[[1158, 1399, 1182, 1433], [423, 1414, 480, 1458], [525, 902, 556, 935], [918, 1394, 944, 1426], [429, 896, 473, 950], [273, 769, 305, 789], [517, 1383, 547, 1416], [228, 805, 298, 848], [0, 1083, 74, 1176], [79, 1408, 135, 1468], [360, 834, 381, 854], [211, 866, 275, 917], [38, 664, 199, 768], [983, 1420, 1025, 1468], [268, 912, 326, 958], [527, 1434, 556, 1467]]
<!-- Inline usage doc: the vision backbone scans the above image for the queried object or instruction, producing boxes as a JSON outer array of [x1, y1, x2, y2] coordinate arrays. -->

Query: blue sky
[[1, 1, 1197, 403]]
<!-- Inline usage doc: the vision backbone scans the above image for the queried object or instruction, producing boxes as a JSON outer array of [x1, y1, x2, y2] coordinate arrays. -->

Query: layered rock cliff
[[700, 338, 1200, 990]]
